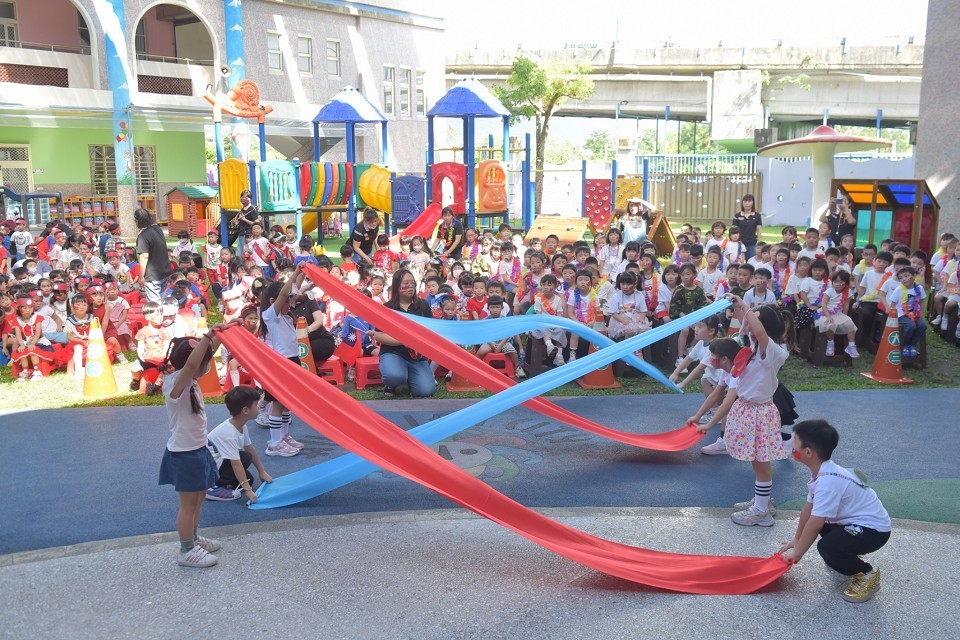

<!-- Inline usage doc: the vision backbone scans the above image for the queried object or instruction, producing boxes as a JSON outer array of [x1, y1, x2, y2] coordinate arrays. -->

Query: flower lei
[[900, 284, 922, 320], [813, 283, 848, 320], [772, 261, 791, 299], [808, 278, 830, 316], [862, 271, 893, 303], [572, 287, 597, 323], [521, 272, 540, 301], [642, 271, 659, 309], [715, 277, 728, 298], [535, 293, 560, 315], [495, 257, 521, 283]]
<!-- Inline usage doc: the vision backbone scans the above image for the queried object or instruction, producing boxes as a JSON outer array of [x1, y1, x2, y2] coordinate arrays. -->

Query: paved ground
[[1, 389, 958, 638]]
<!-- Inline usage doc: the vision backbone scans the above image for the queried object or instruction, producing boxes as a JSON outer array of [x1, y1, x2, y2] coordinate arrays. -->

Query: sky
[[441, 0, 929, 50]]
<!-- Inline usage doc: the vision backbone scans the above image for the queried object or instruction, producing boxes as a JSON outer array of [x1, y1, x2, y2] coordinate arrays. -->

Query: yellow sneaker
[[842, 568, 881, 603]]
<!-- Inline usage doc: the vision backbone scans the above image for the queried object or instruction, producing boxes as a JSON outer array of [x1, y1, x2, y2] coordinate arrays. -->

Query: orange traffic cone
[[83, 317, 118, 399], [861, 308, 913, 385], [445, 351, 485, 392], [196, 317, 224, 398], [576, 343, 622, 390], [296, 316, 318, 375], [727, 314, 741, 337]]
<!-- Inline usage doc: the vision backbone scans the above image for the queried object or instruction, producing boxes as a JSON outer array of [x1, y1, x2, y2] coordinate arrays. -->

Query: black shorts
[[262, 355, 301, 403]]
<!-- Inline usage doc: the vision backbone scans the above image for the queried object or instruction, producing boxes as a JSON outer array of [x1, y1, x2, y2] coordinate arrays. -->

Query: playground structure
[[201, 79, 678, 253], [0, 186, 65, 224], [830, 178, 939, 254]]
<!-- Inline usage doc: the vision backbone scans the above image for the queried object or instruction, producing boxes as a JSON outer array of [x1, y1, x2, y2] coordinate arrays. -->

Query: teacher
[[135, 207, 172, 304], [820, 195, 857, 246], [732, 194, 762, 260], [370, 269, 437, 398]]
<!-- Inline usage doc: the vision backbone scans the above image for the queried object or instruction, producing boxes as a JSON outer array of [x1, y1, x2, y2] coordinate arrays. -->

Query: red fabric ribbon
[[217, 324, 791, 594]]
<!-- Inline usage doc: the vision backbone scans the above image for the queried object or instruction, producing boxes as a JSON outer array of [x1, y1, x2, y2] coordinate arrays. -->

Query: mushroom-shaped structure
[[757, 125, 891, 220], [313, 87, 388, 232]]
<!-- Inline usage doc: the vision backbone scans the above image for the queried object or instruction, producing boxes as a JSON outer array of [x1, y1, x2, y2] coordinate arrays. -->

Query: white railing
[[634, 151, 912, 174]]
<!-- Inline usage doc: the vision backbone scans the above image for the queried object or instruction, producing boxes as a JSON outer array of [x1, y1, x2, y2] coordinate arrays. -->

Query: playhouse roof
[[313, 86, 387, 124], [165, 185, 218, 199], [427, 77, 510, 118]]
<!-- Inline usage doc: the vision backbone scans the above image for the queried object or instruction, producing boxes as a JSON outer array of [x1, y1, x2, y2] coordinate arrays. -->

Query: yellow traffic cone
[[83, 317, 118, 399]]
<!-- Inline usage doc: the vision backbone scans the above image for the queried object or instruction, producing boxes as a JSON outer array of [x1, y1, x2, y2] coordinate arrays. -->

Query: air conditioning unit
[[754, 128, 778, 148], [617, 137, 635, 150]]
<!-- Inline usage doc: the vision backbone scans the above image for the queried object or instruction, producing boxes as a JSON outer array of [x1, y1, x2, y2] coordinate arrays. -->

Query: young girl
[[565, 269, 597, 362], [159, 333, 223, 568], [550, 252, 567, 279], [770, 248, 791, 301], [471, 236, 494, 276], [175, 230, 194, 258], [257, 269, 307, 457], [598, 229, 623, 281], [669, 315, 723, 412], [559, 263, 577, 295], [224, 305, 260, 389], [87, 285, 125, 363], [593, 232, 608, 261], [796, 258, 830, 331], [657, 264, 680, 322], [606, 271, 649, 341], [10, 296, 56, 381], [692, 301, 791, 525], [816, 270, 860, 358], [369, 273, 388, 304], [407, 235, 432, 281], [782, 255, 811, 316], [58, 294, 111, 376], [105, 282, 132, 348], [461, 227, 481, 264]]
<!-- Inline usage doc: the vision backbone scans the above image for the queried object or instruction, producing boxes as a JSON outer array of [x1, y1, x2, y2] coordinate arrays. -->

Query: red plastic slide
[[392, 202, 443, 243], [217, 325, 791, 594], [304, 265, 703, 451]]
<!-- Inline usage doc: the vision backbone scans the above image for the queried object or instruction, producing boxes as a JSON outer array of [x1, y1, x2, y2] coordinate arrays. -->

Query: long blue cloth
[[411, 314, 678, 390], [250, 300, 730, 509]]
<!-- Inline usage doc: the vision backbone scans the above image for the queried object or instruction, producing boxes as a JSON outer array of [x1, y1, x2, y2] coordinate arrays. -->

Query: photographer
[[820, 195, 857, 247]]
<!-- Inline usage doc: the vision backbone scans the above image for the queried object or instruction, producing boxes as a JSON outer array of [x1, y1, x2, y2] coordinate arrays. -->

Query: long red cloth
[[304, 264, 702, 451], [217, 325, 790, 594]]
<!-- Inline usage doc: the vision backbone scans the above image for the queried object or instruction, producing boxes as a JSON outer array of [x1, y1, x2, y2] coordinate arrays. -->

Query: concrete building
[[0, 0, 444, 233], [915, 0, 959, 234]]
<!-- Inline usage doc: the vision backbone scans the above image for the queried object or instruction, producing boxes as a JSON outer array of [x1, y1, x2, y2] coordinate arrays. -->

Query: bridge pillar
[[710, 70, 764, 153]]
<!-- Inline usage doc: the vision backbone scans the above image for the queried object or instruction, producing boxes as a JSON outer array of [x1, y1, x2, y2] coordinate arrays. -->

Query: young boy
[[670, 263, 707, 361], [130, 300, 173, 395], [10, 218, 33, 262], [476, 294, 524, 377], [565, 269, 596, 362], [206, 386, 274, 503], [527, 274, 567, 367], [744, 267, 777, 308], [886, 266, 926, 358], [798, 227, 824, 262], [514, 251, 546, 315], [493, 243, 521, 299], [778, 419, 891, 603], [372, 234, 399, 274], [466, 277, 488, 320], [202, 231, 223, 287]]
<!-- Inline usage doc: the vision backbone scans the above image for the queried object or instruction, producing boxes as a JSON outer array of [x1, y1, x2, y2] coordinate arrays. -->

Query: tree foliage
[[636, 122, 727, 155], [544, 138, 581, 166], [493, 56, 595, 215], [583, 130, 616, 162]]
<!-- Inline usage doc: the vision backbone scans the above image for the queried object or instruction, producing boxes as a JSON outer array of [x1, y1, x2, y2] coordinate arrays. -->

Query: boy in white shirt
[[797, 227, 825, 262], [743, 268, 777, 308], [698, 247, 723, 301], [206, 386, 273, 503], [885, 266, 926, 359], [779, 419, 891, 603]]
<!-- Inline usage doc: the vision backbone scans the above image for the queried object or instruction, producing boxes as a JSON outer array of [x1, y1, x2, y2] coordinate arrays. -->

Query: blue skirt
[[159, 446, 218, 492]]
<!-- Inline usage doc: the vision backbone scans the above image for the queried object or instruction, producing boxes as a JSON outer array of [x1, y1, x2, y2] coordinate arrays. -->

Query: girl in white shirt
[[606, 271, 649, 340], [159, 334, 223, 568], [598, 228, 624, 281], [257, 269, 308, 457], [688, 299, 790, 527]]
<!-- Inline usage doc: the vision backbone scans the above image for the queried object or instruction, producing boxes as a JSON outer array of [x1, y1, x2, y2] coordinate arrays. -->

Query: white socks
[[754, 481, 773, 512]]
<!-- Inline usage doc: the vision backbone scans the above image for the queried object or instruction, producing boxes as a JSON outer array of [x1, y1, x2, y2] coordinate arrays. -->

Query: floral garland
[[642, 271, 659, 309], [494, 257, 521, 283], [715, 277, 729, 299], [862, 271, 893, 303], [900, 284, 923, 320], [815, 287, 850, 319], [535, 293, 560, 315], [572, 287, 597, 323], [772, 261, 791, 299], [522, 271, 540, 300]]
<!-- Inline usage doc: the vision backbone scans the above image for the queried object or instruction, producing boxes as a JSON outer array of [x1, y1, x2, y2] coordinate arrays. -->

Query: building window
[[383, 65, 395, 116], [297, 36, 312, 73], [0, 1, 18, 48], [267, 31, 283, 71], [398, 67, 411, 117], [325, 39, 340, 77], [134, 20, 146, 58], [415, 70, 426, 117], [77, 12, 90, 52], [89, 145, 158, 196]]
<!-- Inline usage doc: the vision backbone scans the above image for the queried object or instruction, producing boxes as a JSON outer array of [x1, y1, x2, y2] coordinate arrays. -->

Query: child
[[85, 284, 125, 362], [174, 230, 194, 258], [408, 235, 431, 280], [798, 227, 824, 262], [280, 225, 298, 261], [796, 258, 830, 331], [492, 243, 522, 299], [723, 226, 746, 267], [461, 227, 481, 264], [783, 256, 811, 315], [513, 251, 546, 315], [202, 231, 223, 290], [130, 300, 173, 394], [778, 419, 891, 603], [770, 248, 791, 300], [467, 277, 488, 320], [817, 221, 836, 253], [688, 301, 790, 527], [10, 218, 32, 262], [744, 268, 777, 308], [598, 228, 623, 280], [748, 243, 772, 272], [9, 296, 56, 380], [159, 334, 223, 568], [257, 270, 307, 456], [372, 234, 399, 274], [669, 263, 707, 361], [528, 275, 567, 367], [565, 269, 596, 362], [242, 222, 274, 279], [205, 386, 274, 503], [815, 270, 860, 358], [101, 251, 131, 291], [369, 273, 388, 304], [698, 247, 723, 302], [657, 264, 680, 322], [105, 281, 131, 347], [471, 293, 522, 376], [669, 316, 723, 428], [606, 271, 649, 341], [886, 266, 926, 358]]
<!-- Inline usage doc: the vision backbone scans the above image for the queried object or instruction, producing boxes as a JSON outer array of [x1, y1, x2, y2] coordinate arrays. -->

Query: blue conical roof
[[427, 77, 509, 118], [313, 86, 387, 123]]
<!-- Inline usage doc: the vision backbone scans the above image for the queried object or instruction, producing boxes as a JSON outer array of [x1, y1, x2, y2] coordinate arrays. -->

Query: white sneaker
[[700, 437, 727, 455], [195, 535, 222, 552], [732, 497, 777, 516], [844, 344, 860, 358], [255, 413, 272, 428], [698, 410, 715, 424], [553, 353, 566, 367], [731, 505, 775, 527], [932, 314, 942, 326], [282, 434, 304, 450], [31, 370, 44, 381], [265, 441, 299, 457], [515, 368, 526, 379], [177, 546, 218, 568], [825, 341, 835, 357]]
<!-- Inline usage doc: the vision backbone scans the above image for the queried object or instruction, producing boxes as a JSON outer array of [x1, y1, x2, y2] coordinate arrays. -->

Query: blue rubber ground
[[1, 389, 955, 554]]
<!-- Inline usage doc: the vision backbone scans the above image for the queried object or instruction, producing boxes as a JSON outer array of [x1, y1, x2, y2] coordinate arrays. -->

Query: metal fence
[[643, 173, 762, 223], [634, 154, 757, 175]]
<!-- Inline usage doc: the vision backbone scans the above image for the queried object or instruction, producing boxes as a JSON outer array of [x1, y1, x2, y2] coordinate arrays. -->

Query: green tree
[[544, 138, 581, 166], [493, 56, 595, 216], [834, 125, 913, 155], [583, 129, 616, 162]]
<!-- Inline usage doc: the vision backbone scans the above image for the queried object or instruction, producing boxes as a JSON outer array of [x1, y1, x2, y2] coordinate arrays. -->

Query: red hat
[[74, 275, 91, 286], [105, 251, 119, 258], [14, 296, 34, 308], [86, 285, 104, 295], [54, 231, 66, 239], [29, 289, 42, 298], [104, 281, 119, 289], [91, 278, 105, 286], [52, 282, 70, 292], [15, 217, 26, 224]]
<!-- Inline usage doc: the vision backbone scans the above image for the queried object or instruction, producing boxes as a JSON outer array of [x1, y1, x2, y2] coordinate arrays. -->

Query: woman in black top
[[732, 194, 762, 260], [231, 189, 262, 253], [290, 291, 336, 364], [821, 195, 858, 246], [370, 269, 437, 398]]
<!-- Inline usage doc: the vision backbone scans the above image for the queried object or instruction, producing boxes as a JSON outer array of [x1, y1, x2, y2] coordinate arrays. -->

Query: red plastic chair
[[482, 352, 515, 378]]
